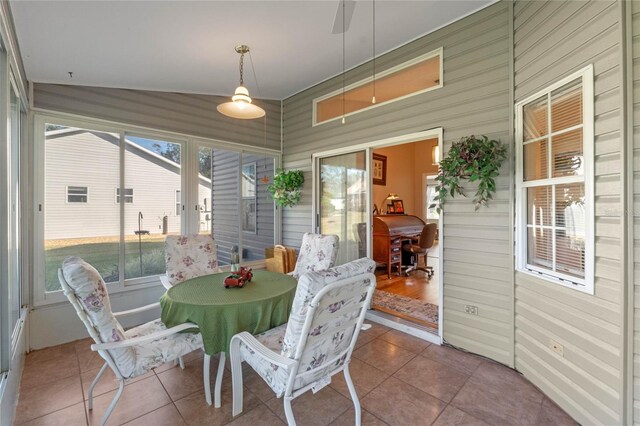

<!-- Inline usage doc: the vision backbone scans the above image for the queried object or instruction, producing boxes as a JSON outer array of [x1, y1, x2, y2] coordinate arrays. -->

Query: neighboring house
[[44, 128, 274, 262], [44, 128, 208, 239]]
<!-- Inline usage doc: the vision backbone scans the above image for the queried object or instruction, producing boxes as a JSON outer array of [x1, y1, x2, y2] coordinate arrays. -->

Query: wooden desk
[[373, 215, 426, 278]]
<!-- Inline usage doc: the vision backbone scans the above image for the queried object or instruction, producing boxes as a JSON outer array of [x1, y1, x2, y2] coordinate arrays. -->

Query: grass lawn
[[45, 234, 168, 292]]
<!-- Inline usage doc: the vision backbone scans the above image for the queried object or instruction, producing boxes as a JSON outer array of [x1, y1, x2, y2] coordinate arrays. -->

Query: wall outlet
[[549, 339, 564, 357], [464, 305, 478, 315]]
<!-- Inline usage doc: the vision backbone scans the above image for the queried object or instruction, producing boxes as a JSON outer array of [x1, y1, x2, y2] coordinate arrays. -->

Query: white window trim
[[175, 189, 181, 216], [115, 187, 134, 204], [66, 185, 89, 203], [242, 161, 257, 234], [514, 65, 595, 294], [312, 47, 443, 126]]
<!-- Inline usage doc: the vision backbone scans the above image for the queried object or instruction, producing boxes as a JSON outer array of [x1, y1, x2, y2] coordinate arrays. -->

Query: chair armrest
[[231, 332, 297, 369], [113, 302, 160, 317], [159, 274, 172, 290], [91, 322, 199, 351]]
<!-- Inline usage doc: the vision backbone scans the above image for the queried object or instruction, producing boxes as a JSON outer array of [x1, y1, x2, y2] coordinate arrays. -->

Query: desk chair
[[403, 223, 437, 277]]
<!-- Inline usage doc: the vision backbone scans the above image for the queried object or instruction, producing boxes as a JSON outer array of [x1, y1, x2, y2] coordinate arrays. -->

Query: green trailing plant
[[268, 169, 305, 207], [431, 135, 507, 212]]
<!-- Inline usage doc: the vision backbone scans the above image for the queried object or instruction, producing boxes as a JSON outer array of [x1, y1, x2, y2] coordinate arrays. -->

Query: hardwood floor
[[373, 245, 439, 328]]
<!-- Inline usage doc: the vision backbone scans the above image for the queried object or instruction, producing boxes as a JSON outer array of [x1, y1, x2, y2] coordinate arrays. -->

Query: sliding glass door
[[318, 151, 368, 265]]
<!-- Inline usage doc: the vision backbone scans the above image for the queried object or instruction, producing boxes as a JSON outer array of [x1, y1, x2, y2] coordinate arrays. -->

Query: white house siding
[[513, 1, 625, 424], [282, 1, 515, 366], [45, 130, 208, 240]]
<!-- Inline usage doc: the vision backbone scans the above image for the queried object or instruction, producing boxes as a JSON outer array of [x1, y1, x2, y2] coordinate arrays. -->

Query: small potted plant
[[268, 169, 305, 208], [431, 135, 507, 212]]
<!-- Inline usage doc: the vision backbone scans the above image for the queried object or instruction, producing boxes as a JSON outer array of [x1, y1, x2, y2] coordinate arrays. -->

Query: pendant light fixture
[[217, 45, 266, 120], [371, 0, 376, 104]]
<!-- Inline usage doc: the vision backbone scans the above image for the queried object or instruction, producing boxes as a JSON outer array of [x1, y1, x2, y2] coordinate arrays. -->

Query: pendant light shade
[[217, 45, 266, 120]]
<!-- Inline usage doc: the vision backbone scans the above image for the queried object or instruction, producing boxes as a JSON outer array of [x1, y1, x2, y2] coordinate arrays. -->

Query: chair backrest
[[419, 223, 438, 249], [165, 234, 219, 285], [291, 233, 339, 280], [58, 257, 136, 378], [281, 258, 376, 393]]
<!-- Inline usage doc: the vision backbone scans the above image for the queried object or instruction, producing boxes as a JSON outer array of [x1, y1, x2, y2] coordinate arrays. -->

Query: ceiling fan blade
[[331, 0, 356, 34]]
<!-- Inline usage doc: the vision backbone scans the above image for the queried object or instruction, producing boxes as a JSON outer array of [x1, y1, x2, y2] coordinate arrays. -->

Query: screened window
[[516, 66, 594, 293], [313, 48, 442, 125], [242, 162, 257, 233], [116, 188, 134, 203], [67, 186, 88, 203]]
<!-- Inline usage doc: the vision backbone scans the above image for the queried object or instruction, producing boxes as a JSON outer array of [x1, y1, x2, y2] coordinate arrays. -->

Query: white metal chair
[[59, 257, 206, 426], [231, 258, 376, 426], [161, 234, 220, 290], [289, 232, 339, 280]]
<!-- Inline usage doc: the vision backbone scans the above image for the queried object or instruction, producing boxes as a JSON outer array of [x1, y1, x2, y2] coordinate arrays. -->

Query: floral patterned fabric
[[238, 258, 376, 398], [283, 258, 375, 358], [125, 319, 203, 377], [165, 235, 220, 286], [62, 256, 204, 379], [290, 233, 339, 280], [61, 257, 136, 377]]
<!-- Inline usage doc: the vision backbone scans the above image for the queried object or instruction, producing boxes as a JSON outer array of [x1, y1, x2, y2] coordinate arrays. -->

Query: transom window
[[515, 65, 594, 293], [313, 48, 442, 126], [116, 187, 134, 203], [67, 186, 88, 203]]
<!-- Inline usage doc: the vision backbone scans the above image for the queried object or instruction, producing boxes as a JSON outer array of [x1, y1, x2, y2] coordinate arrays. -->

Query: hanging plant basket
[[431, 135, 507, 212], [268, 169, 305, 208]]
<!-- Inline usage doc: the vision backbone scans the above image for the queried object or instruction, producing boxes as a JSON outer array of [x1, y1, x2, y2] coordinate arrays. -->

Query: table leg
[[215, 352, 226, 408], [204, 354, 212, 406]]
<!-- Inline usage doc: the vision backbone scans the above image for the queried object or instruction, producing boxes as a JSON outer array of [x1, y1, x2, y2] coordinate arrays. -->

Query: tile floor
[[13, 323, 577, 425]]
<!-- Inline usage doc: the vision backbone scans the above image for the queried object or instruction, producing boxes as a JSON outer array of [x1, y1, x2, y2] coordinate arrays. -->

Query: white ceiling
[[11, 0, 494, 100]]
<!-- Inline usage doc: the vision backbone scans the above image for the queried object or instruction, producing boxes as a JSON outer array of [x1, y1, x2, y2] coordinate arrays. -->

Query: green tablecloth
[[160, 270, 297, 355]]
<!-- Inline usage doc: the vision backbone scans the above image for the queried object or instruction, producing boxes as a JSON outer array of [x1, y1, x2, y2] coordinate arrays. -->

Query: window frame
[[515, 65, 595, 294], [115, 187, 134, 204], [312, 47, 443, 126], [66, 185, 89, 203], [241, 161, 257, 234], [33, 112, 281, 306]]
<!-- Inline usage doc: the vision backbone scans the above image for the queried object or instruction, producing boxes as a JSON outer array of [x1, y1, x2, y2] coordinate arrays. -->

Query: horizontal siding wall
[[513, 1, 624, 424], [33, 83, 282, 150], [282, 1, 515, 365], [633, 0, 640, 423]]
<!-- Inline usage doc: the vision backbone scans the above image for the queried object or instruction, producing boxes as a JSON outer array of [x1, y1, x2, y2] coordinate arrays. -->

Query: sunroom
[[0, 0, 635, 425]]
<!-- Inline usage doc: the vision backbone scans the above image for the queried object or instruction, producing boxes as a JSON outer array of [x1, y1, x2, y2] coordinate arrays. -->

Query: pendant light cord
[[372, 0, 376, 104], [239, 52, 245, 85], [342, 0, 346, 123]]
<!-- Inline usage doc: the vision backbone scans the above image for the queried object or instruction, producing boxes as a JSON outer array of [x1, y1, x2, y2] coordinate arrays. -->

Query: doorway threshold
[[366, 309, 441, 345]]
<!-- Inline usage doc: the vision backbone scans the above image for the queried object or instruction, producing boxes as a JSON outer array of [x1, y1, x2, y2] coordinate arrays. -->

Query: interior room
[[370, 139, 441, 331], [0, 0, 637, 425]]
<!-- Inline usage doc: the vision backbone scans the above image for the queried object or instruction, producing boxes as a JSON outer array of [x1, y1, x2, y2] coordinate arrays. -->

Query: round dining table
[[159, 270, 297, 407]]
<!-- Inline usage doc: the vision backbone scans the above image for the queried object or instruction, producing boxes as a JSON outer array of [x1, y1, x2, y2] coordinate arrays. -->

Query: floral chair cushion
[[125, 319, 203, 377], [239, 258, 375, 397], [238, 323, 289, 396], [282, 258, 375, 359], [165, 235, 220, 285], [61, 257, 136, 378], [290, 233, 339, 280]]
